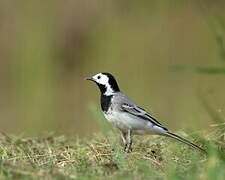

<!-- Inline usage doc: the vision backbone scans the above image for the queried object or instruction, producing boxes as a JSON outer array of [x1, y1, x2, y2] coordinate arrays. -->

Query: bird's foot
[[124, 146, 132, 153]]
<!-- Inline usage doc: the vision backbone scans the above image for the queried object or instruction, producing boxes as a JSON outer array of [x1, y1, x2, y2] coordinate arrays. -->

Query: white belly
[[104, 111, 164, 135]]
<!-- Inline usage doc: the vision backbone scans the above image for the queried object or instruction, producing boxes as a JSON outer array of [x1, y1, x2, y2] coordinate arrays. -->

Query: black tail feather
[[165, 131, 206, 153]]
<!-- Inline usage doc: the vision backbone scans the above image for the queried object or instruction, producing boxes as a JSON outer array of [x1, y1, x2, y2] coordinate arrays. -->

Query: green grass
[[0, 127, 224, 180]]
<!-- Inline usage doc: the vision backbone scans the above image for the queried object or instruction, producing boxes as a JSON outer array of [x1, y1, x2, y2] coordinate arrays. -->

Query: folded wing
[[121, 103, 168, 131]]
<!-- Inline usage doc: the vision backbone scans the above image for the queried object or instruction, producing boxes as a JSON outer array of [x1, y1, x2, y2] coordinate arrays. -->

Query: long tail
[[164, 131, 206, 153]]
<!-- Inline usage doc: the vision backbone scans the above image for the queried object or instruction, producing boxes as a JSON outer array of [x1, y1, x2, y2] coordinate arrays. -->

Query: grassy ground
[[0, 126, 224, 180]]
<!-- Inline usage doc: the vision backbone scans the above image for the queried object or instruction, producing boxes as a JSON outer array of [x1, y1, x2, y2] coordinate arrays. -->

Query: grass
[[0, 126, 224, 180]]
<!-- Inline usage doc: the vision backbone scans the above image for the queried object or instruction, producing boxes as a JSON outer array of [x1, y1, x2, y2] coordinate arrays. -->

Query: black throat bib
[[101, 94, 112, 112]]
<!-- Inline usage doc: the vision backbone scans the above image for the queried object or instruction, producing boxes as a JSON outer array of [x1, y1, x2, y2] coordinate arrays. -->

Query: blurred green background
[[0, 0, 224, 136]]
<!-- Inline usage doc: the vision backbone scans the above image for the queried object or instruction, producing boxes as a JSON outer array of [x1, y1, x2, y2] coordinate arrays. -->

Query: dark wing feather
[[121, 103, 168, 131]]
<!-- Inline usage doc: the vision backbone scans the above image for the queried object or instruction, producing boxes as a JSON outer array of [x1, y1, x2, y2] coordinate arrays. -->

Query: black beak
[[85, 77, 95, 81]]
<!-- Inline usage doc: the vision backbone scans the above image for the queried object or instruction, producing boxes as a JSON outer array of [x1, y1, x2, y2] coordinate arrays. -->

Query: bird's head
[[85, 72, 120, 95]]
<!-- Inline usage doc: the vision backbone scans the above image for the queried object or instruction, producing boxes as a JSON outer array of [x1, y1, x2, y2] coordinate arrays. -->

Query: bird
[[85, 72, 205, 153]]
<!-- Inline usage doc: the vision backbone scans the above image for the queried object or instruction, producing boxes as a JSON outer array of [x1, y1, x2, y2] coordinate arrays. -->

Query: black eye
[[97, 76, 101, 79]]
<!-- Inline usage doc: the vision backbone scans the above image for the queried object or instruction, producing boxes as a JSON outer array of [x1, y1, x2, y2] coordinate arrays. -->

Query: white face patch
[[93, 73, 109, 85], [92, 73, 114, 95]]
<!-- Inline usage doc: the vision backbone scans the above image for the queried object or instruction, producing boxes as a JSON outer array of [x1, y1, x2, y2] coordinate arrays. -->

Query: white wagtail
[[86, 72, 205, 153]]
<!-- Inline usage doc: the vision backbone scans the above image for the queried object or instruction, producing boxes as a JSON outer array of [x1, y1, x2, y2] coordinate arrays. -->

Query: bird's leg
[[121, 131, 127, 145], [121, 131, 128, 151], [124, 129, 132, 153]]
